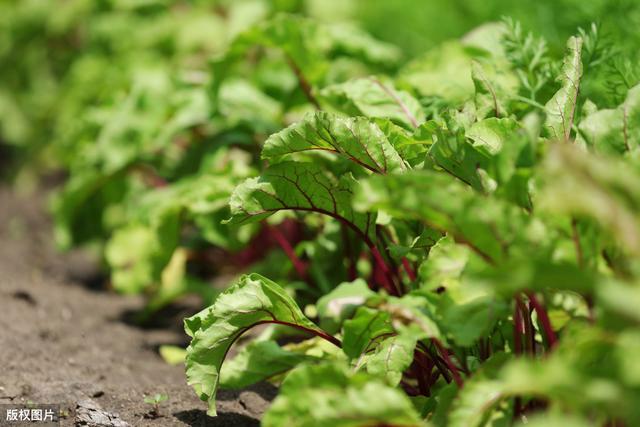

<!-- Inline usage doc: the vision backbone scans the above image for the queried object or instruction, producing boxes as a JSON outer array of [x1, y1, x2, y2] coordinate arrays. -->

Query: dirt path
[[0, 187, 275, 426]]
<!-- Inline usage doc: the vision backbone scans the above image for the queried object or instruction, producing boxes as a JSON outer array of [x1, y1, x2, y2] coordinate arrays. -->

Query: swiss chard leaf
[[365, 332, 417, 386], [545, 36, 583, 142], [261, 111, 406, 174], [262, 362, 424, 427], [539, 144, 640, 256], [316, 279, 376, 333], [219, 340, 318, 389], [579, 84, 640, 155], [226, 161, 377, 244], [184, 273, 336, 415], [342, 307, 394, 359], [355, 170, 529, 264], [318, 77, 424, 129]]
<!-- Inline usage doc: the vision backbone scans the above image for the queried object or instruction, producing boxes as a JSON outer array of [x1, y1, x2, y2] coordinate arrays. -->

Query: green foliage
[[5, 2, 640, 426], [143, 393, 168, 406], [184, 273, 334, 415], [262, 362, 424, 427]]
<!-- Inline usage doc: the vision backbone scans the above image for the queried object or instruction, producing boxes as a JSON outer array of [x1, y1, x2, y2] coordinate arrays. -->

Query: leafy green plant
[[143, 393, 168, 418], [180, 16, 640, 427]]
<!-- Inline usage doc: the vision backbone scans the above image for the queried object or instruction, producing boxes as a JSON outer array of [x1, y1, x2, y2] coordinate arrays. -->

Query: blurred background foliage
[[2, 0, 639, 177]]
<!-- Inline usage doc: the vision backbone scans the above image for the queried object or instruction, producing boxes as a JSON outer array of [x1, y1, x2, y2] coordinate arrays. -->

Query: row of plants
[[179, 16, 640, 427], [3, 1, 640, 426]]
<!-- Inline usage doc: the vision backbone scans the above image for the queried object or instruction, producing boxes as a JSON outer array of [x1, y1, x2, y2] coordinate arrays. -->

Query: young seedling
[[143, 393, 168, 418]]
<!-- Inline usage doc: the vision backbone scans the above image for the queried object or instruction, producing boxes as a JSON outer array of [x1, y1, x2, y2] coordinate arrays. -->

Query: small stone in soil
[[75, 398, 129, 427]]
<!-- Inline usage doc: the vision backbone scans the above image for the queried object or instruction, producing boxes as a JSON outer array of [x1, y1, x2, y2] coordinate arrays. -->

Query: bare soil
[[0, 187, 276, 426]]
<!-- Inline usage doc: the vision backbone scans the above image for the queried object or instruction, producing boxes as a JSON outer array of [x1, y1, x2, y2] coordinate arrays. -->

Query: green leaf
[[159, 345, 187, 366], [441, 296, 509, 347], [375, 118, 434, 166], [144, 393, 168, 405], [545, 36, 583, 142], [472, 60, 504, 119], [226, 161, 377, 244], [261, 111, 406, 174], [219, 340, 318, 389], [428, 126, 488, 191], [184, 273, 333, 416], [105, 213, 179, 294], [316, 279, 376, 333], [342, 307, 393, 359], [365, 333, 417, 386], [539, 144, 640, 255], [319, 77, 424, 129], [418, 235, 470, 293], [355, 170, 528, 264], [399, 41, 476, 103], [449, 326, 623, 426], [217, 78, 282, 133], [262, 362, 425, 427], [514, 414, 595, 427], [579, 83, 640, 154], [211, 14, 401, 104], [466, 118, 519, 156], [381, 294, 442, 340]]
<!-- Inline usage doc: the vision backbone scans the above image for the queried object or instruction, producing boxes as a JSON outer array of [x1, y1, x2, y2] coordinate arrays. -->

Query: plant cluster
[[181, 17, 640, 427]]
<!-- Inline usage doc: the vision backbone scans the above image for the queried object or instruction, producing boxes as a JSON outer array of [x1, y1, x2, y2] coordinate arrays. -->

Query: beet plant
[[183, 16, 640, 427]]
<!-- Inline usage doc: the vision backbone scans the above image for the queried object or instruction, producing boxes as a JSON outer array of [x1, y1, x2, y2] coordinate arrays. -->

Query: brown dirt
[[0, 186, 276, 426]]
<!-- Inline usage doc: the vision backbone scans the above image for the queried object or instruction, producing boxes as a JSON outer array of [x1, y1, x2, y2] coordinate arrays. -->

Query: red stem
[[402, 257, 416, 281], [268, 224, 308, 281], [286, 55, 320, 110], [370, 245, 401, 296], [526, 292, 558, 350], [432, 338, 464, 388], [263, 319, 342, 348], [513, 298, 523, 355]]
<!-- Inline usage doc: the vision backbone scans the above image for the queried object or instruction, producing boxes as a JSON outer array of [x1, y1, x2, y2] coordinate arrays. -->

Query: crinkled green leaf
[[545, 36, 583, 142], [514, 414, 595, 427], [375, 118, 435, 166], [342, 306, 393, 359], [261, 111, 406, 174], [365, 332, 417, 386], [399, 41, 475, 103], [184, 273, 329, 416], [227, 161, 377, 243], [218, 78, 282, 132], [220, 340, 318, 389], [579, 84, 640, 154], [539, 144, 640, 255], [355, 170, 529, 264], [441, 296, 509, 347], [262, 362, 425, 427], [472, 61, 516, 120], [105, 213, 179, 294], [382, 294, 442, 340], [449, 326, 627, 427], [316, 279, 376, 333], [212, 14, 400, 103], [428, 126, 488, 191], [467, 118, 519, 156], [319, 77, 424, 129]]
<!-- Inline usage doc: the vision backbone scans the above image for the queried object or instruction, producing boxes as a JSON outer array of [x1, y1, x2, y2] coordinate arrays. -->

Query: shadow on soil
[[174, 409, 259, 427]]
